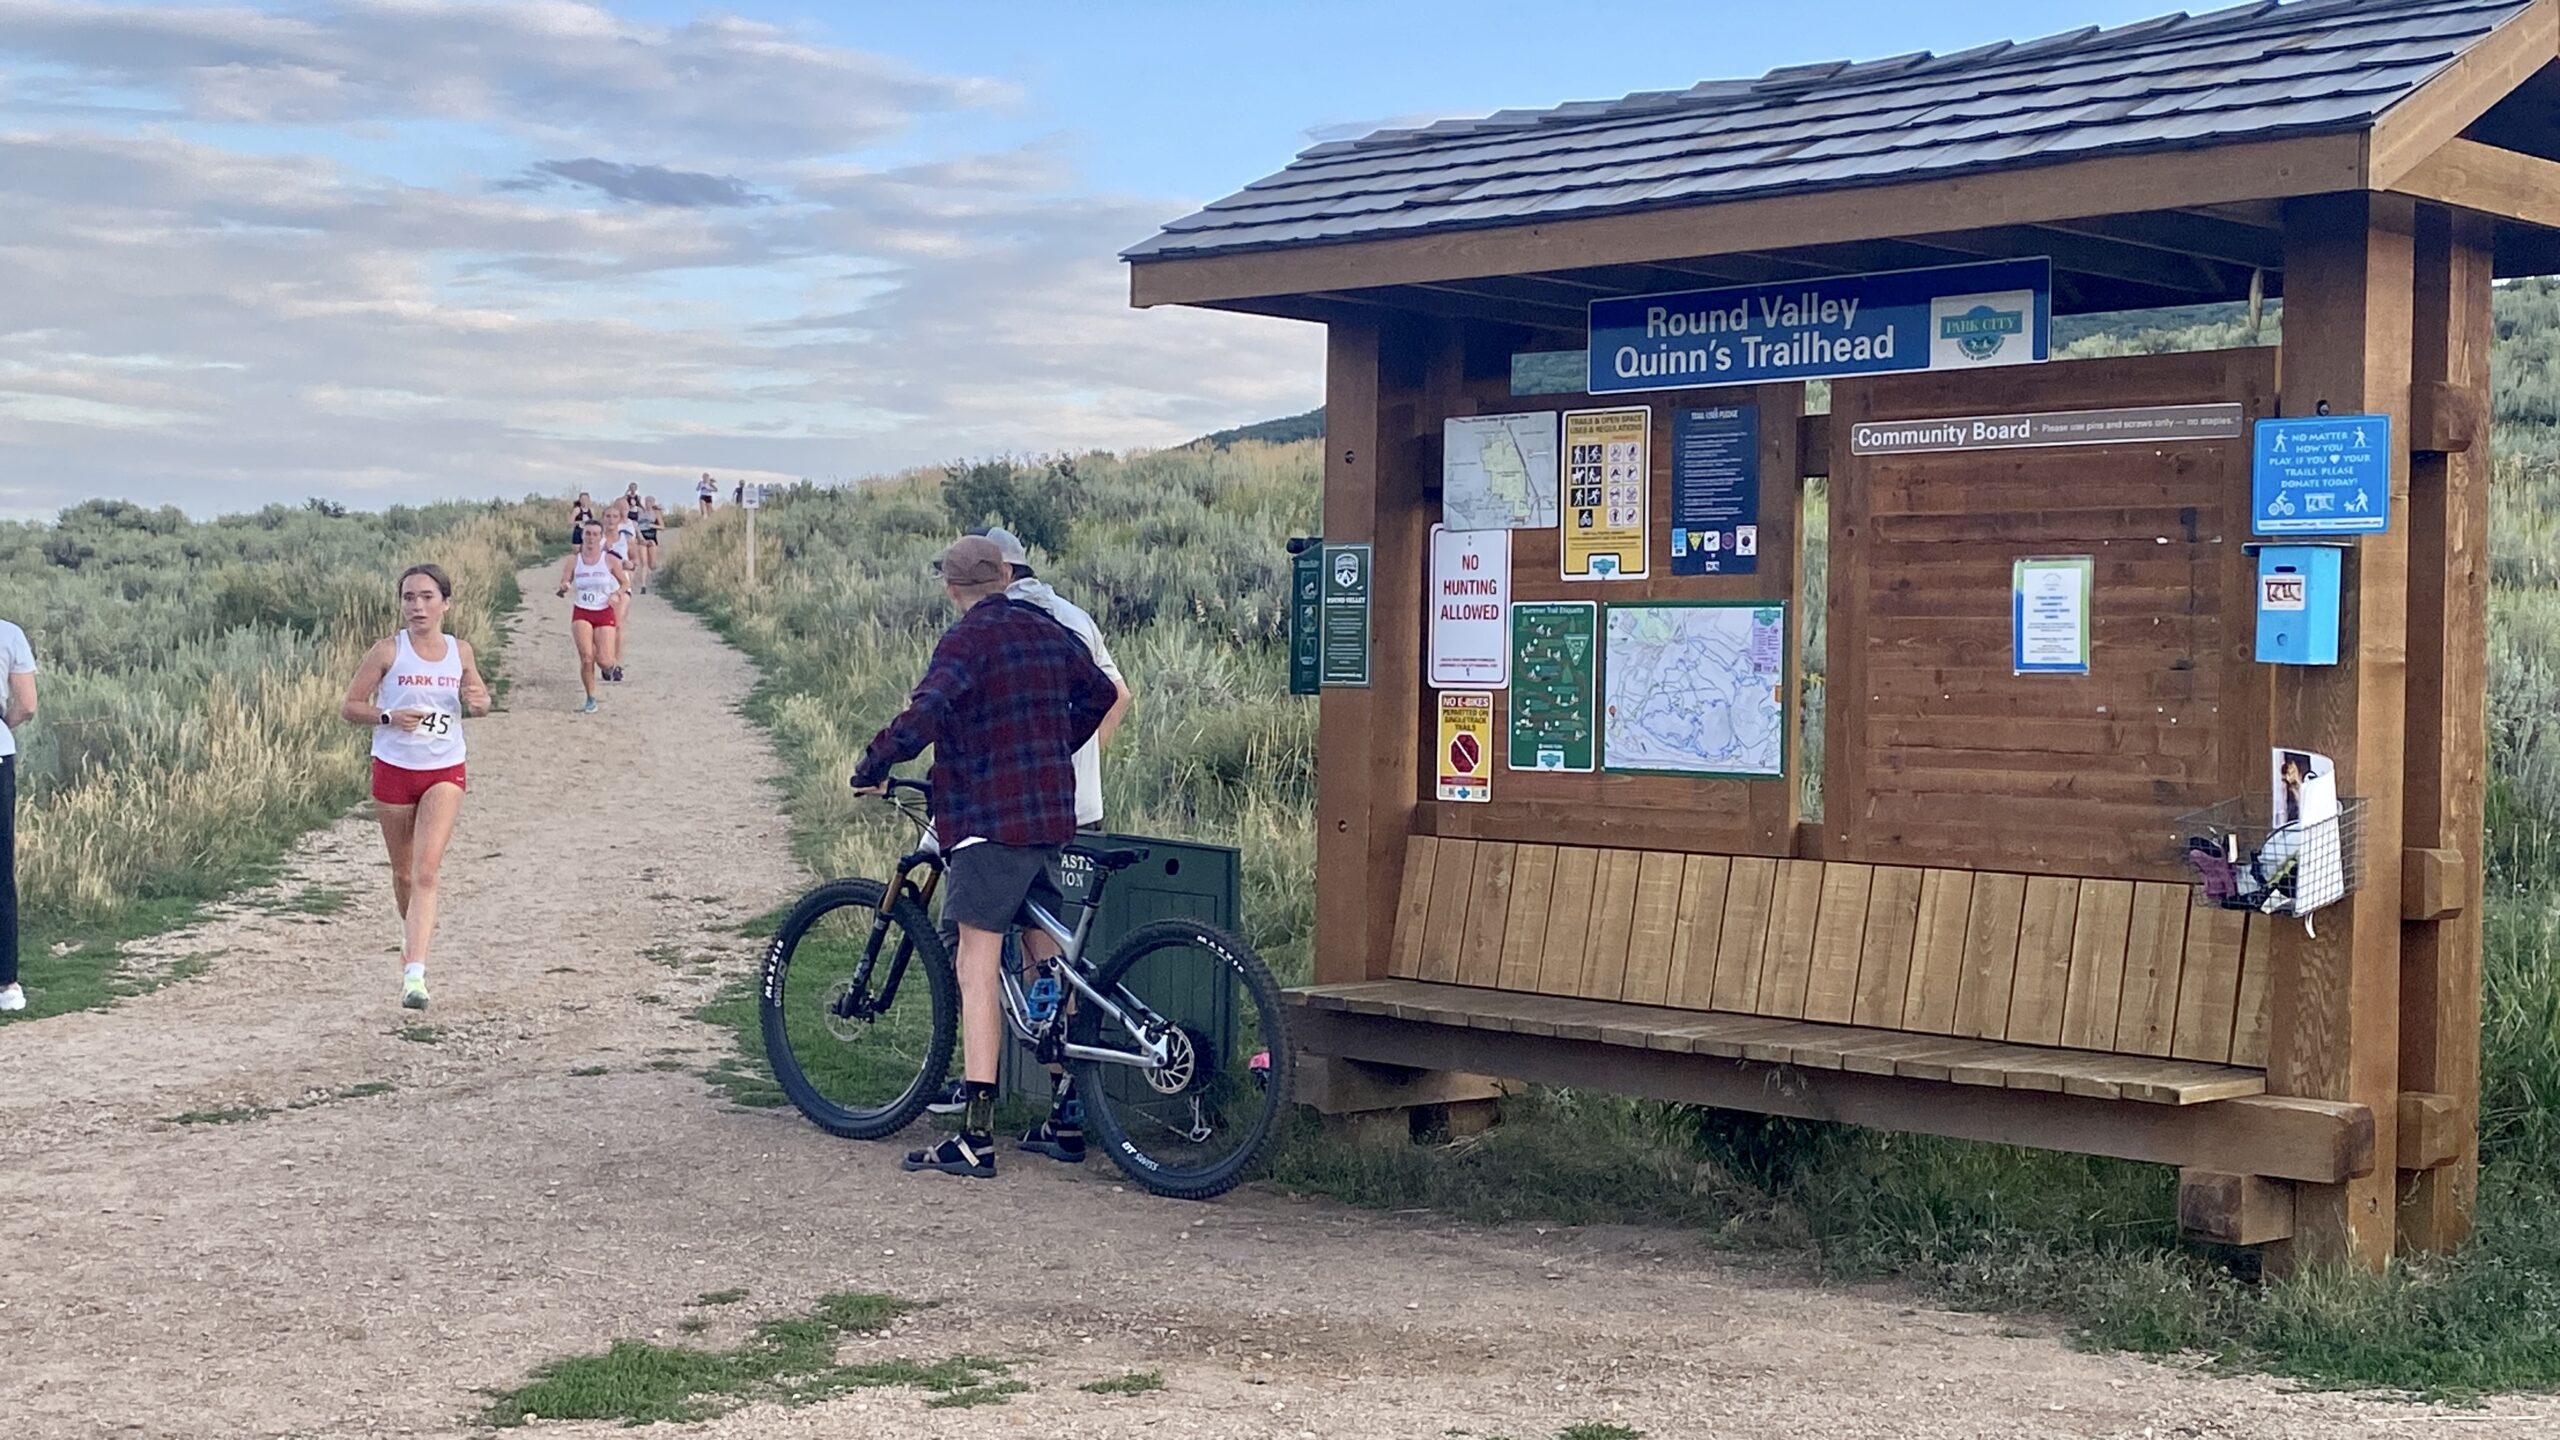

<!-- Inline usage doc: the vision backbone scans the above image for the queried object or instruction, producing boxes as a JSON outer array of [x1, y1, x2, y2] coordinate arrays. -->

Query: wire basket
[[2174, 795, 2365, 916]]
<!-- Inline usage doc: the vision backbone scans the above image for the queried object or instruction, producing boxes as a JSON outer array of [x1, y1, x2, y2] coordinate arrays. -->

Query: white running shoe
[[0, 983, 24, 1011]]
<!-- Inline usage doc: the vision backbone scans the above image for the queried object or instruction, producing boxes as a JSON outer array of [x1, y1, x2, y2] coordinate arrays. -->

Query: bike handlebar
[[850, 773, 933, 799]]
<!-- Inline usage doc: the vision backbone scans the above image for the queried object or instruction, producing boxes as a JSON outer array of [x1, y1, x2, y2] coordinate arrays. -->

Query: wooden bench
[[1294, 836, 2381, 1217], [1385, 836, 2272, 1067]]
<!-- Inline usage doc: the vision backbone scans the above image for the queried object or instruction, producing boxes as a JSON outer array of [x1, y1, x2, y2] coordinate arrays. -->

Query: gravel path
[[2, 565, 2551, 1439]]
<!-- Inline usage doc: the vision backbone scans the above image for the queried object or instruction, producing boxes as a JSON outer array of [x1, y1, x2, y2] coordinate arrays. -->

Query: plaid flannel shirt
[[853, 596, 1117, 849]]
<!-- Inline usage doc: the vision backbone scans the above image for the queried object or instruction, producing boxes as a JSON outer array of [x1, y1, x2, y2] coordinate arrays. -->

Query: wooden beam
[[1295, 1007, 2375, 1185], [2398, 205, 2495, 1254], [2367, 0, 2560, 189], [2391, 137, 2560, 231], [2264, 192, 2416, 1274], [2179, 1170, 2298, 1246], [1129, 134, 2369, 307], [2044, 211, 2286, 273], [2400, 846, 2468, 921], [1313, 317, 1432, 985], [2411, 378, 2487, 455], [2397, 1091, 2465, 1170], [1295, 1055, 1512, 1116]]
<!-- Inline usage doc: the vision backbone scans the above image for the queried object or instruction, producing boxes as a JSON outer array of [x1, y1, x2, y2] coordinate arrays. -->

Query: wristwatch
[[377, 710, 392, 727]]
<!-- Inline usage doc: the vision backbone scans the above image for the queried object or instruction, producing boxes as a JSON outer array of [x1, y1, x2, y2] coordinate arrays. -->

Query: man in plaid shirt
[[852, 534, 1118, 1178]]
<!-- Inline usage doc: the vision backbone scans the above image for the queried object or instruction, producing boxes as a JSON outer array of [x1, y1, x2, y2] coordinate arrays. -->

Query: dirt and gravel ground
[[3, 566, 2554, 1439]]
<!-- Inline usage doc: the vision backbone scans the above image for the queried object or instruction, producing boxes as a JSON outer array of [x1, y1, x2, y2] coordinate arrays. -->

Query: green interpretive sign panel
[[1289, 544, 1323, 696], [1508, 600, 1597, 772], [1320, 543, 1372, 688]]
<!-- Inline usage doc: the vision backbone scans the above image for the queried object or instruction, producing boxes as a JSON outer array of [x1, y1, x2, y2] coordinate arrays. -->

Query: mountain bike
[[758, 777, 1292, 1200]]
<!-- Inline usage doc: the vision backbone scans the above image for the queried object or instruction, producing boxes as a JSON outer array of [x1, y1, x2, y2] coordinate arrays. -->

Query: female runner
[[556, 524, 630, 705], [341, 564, 489, 1010], [605, 504, 640, 673], [636, 495, 663, 592], [567, 491, 597, 546]]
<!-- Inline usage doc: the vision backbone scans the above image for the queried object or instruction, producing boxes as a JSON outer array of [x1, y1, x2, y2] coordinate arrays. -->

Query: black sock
[[1050, 1074, 1082, 1131], [961, 1081, 997, 1139]]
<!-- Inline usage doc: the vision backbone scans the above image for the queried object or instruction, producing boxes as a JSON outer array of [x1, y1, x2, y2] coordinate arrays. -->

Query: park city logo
[[1930, 289, 2033, 368]]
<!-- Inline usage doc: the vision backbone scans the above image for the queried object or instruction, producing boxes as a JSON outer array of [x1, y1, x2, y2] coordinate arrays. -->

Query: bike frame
[[864, 793, 1173, 1075]]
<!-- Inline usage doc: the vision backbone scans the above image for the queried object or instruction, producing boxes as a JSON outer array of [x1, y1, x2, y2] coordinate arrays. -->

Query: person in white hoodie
[[971, 526, 1130, 832]]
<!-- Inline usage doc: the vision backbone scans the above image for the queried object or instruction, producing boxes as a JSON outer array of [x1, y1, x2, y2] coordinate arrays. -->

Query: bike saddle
[[1066, 843, 1150, 872]]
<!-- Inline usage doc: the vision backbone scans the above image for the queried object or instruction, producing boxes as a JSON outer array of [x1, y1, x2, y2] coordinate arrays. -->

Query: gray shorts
[[942, 841, 1066, 933]]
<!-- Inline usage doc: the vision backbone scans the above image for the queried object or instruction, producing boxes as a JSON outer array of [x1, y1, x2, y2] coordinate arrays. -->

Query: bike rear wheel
[[760, 877, 956, 1140], [1070, 919, 1292, 1200]]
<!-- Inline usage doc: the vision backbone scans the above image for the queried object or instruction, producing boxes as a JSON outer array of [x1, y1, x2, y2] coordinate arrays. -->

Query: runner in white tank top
[[341, 563, 490, 1010], [606, 504, 640, 678], [554, 524, 631, 707]]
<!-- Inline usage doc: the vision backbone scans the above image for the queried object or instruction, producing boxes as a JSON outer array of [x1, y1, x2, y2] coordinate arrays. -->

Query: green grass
[[0, 898, 227, 1026], [1557, 1426, 1643, 1440], [481, 1292, 1023, 1428], [568, 1065, 608, 1078], [266, 884, 354, 917], [691, 978, 787, 1109], [1079, 1370, 1166, 1395], [692, 1289, 748, 1307], [394, 1023, 444, 1045]]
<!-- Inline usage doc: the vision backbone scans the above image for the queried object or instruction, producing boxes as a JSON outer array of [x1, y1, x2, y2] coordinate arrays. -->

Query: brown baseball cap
[[933, 534, 1009, 587]]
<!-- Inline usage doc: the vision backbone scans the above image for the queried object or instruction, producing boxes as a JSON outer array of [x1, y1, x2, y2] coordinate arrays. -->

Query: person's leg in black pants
[[1, 752, 18, 995]]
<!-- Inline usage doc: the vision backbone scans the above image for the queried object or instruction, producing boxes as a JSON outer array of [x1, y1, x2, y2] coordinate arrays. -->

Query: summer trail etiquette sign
[[1587, 258, 2052, 393]]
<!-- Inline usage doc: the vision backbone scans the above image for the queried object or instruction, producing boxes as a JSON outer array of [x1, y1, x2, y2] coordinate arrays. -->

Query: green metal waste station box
[[999, 832, 1242, 1105]]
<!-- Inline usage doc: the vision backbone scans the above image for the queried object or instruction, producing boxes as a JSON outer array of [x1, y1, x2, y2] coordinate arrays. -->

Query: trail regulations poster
[[2011, 556, 2093, 675], [1428, 525, 1510, 689], [1443, 411, 1559, 530], [1508, 601, 1597, 773], [1437, 691, 1494, 802], [1562, 406, 1650, 580], [1602, 602, 1787, 778], [1670, 404, 1760, 576]]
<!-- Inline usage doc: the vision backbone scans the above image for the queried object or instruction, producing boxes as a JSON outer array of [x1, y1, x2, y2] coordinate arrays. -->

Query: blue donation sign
[[1586, 258, 2052, 394], [2252, 415, 2392, 536]]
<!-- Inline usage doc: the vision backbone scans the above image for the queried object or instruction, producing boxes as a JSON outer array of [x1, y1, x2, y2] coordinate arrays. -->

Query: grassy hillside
[[0, 497, 556, 1020]]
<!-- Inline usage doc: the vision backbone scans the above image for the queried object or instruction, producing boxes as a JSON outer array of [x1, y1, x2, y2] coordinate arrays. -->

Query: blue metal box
[[2250, 543, 2346, 665]]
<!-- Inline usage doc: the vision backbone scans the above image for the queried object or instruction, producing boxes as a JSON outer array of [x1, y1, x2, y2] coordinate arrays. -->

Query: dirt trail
[[2, 566, 2551, 1440]]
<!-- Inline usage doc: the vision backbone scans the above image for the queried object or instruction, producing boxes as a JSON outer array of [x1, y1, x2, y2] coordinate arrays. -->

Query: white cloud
[[0, 3, 1321, 517]]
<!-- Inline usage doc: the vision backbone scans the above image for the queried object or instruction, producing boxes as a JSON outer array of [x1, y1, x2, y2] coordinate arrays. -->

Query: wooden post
[[1313, 317, 1431, 984], [746, 502, 758, 589], [2264, 192, 2415, 1273], [2398, 205, 2493, 1253]]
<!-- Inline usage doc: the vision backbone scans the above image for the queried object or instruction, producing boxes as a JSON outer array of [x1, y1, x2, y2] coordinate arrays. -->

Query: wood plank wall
[[1388, 836, 2271, 1064], [1825, 350, 2279, 882]]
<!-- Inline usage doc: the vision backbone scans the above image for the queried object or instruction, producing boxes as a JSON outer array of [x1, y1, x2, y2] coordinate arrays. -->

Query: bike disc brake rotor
[[821, 978, 871, 1042], [1141, 1025, 1203, 1096]]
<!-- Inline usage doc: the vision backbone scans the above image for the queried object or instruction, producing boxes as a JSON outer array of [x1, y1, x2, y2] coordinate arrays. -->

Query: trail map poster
[[1508, 601, 1597, 772], [1561, 406, 1650, 580], [1443, 411, 1559, 530], [1602, 602, 1787, 778]]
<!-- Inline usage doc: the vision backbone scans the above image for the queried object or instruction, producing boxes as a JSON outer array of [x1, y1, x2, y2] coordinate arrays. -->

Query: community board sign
[[1587, 258, 2052, 394]]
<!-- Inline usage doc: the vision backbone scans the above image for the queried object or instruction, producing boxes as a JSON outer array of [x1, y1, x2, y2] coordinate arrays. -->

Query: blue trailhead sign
[[1586, 257, 2051, 393], [2251, 415, 2393, 536]]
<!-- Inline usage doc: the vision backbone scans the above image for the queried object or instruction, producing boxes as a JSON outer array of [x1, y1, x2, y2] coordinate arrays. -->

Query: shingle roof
[[1127, 0, 2532, 261]]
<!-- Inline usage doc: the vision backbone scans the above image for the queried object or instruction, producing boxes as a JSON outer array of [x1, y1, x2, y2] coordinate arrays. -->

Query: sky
[[0, 0, 2181, 518]]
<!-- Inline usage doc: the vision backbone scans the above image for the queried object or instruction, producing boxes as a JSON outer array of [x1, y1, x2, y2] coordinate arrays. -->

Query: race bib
[[576, 586, 609, 608], [416, 710, 455, 738]]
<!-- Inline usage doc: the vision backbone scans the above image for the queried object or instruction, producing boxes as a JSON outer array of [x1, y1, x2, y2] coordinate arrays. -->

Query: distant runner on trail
[[556, 525, 630, 711], [567, 491, 597, 547], [638, 496, 663, 591], [341, 564, 489, 1011], [605, 503, 640, 672], [0, 614, 36, 1014], [851, 535, 1116, 1181], [697, 473, 716, 514]]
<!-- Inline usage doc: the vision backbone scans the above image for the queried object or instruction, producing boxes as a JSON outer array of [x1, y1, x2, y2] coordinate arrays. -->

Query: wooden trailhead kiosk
[[1127, 0, 2560, 1270]]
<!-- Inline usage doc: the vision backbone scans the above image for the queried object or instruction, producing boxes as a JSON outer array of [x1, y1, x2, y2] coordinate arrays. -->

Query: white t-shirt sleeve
[[0, 621, 33, 675]]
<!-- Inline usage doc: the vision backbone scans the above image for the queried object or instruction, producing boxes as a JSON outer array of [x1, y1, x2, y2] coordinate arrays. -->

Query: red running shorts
[[572, 606, 617, 629], [371, 759, 467, 807]]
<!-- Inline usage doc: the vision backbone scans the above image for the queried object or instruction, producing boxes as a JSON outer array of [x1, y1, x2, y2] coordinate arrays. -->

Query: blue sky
[[0, 0, 2178, 517]]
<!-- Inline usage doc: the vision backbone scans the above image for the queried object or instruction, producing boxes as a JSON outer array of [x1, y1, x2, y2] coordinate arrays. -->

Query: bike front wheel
[[760, 877, 956, 1140], [1070, 919, 1292, 1200]]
